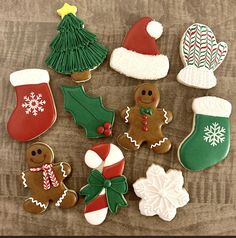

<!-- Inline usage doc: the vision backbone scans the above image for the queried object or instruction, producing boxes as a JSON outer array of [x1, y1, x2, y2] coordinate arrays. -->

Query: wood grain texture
[[0, 0, 236, 235]]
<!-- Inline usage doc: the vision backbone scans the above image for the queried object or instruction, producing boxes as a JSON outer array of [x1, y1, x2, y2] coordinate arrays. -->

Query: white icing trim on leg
[[55, 189, 68, 207], [150, 137, 168, 148], [124, 106, 130, 123], [29, 197, 47, 209], [124, 132, 140, 149], [60, 162, 67, 177], [22, 172, 27, 187], [163, 108, 169, 124]]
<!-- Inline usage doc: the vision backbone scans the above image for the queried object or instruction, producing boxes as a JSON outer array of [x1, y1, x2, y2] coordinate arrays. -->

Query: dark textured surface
[[0, 0, 236, 235]]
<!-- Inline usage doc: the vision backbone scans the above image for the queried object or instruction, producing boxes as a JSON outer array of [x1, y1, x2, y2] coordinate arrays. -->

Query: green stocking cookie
[[178, 96, 232, 171]]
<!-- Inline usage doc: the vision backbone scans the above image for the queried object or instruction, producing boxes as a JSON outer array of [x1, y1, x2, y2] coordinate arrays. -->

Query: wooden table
[[0, 0, 235, 235]]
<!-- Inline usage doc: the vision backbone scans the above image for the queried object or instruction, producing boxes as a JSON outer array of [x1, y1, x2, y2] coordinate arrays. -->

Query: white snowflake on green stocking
[[203, 122, 226, 147]]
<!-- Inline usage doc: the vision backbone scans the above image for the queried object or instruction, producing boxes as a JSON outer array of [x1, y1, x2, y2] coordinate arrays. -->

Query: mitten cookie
[[110, 17, 169, 80], [45, 3, 108, 83], [21, 142, 78, 214], [80, 143, 128, 225], [178, 96, 232, 171], [7, 69, 57, 141], [117, 83, 173, 153], [133, 164, 189, 221], [177, 23, 228, 89]]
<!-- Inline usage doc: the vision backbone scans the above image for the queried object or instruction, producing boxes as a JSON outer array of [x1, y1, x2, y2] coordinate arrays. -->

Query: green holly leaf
[[61, 85, 115, 138]]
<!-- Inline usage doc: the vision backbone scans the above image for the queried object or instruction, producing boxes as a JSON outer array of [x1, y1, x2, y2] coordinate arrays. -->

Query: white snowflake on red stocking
[[22, 91, 46, 116]]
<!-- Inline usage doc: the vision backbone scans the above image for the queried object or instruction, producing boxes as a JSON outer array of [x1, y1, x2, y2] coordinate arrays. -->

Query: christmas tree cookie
[[45, 3, 108, 83], [61, 85, 115, 138], [178, 96, 232, 171], [177, 23, 228, 89]]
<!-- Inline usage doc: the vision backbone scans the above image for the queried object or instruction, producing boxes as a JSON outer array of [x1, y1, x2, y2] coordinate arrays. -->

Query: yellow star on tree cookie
[[57, 3, 77, 19]]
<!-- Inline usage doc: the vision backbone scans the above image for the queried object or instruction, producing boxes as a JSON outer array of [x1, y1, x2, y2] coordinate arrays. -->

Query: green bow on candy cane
[[140, 107, 153, 115], [80, 169, 128, 213]]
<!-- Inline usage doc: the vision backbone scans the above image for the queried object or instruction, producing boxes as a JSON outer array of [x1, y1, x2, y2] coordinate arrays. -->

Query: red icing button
[[142, 119, 148, 125], [97, 126, 105, 134], [142, 115, 148, 120], [142, 126, 148, 132]]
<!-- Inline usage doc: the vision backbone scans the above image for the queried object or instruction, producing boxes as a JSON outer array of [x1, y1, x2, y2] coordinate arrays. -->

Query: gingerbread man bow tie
[[140, 107, 153, 115], [30, 164, 59, 190]]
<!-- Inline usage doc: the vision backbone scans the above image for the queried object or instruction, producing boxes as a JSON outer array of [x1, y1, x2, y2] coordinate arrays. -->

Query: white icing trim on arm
[[60, 162, 67, 177], [150, 137, 168, 148], [124, 106, 130, 123], [22, 172, 27, 187], [163, 108, 168, 124], [29, 197, 47, 209], [10, 69, 50, 86], [124, 132, 140, 148], [55, 189, 68, 207]]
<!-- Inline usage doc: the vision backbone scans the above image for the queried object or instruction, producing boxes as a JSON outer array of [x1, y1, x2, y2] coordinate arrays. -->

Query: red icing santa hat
[[110, 17, 169, 80], [83, 143, 125, 225]]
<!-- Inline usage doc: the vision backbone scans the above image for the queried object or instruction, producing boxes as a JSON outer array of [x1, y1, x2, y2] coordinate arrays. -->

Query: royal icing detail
[[21, 172, 27, 188], [163, 108, 168, 124], [124, 132, 140, 148], [177, 23, 228, 89], [124, 106, 130, 123], [150, 137, 168, 148], [60, 162, 67, 177], [28, 197, 47, 209], [22, 92, 46, 116], [203, 122, 226, 147], [55, 189, 68, 207], [133, 164, 189, 221]]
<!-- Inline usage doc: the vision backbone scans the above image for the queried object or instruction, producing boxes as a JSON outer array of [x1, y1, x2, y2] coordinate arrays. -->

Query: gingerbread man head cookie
[[117, 83, 173, 153], [21, 142, 78, 214]]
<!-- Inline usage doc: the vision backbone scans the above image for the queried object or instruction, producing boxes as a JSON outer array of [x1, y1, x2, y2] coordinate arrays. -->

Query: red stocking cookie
[[117, 83, 173, 153], [7, 69, 57, 141], [80, 143, 128, 225], [21, 142, 78, 214]]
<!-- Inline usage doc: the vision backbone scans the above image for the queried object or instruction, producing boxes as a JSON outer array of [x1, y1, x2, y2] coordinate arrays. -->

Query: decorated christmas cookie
[[21, 142, 78, 214], [110, 17, 169, 80], [61, 85, 115, 138], [7, 69, 57, 142], [45, 3, 108, 83], [133, 164, 190, 221], [80, 143, 128, 225], [117, 83, 173, 153], [178, 96, 232, 171], [177, 23, 228, 89]]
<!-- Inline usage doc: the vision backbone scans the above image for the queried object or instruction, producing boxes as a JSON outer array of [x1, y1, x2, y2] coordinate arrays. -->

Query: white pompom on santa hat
[[110, 17, 169, 80]]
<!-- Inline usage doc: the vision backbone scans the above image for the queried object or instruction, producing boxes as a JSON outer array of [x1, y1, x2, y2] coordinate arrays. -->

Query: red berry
[[104, 128, 112, 137], [104, 122, 112, 129], [97, 126, 105, 134], [142, 126, 148, 132]]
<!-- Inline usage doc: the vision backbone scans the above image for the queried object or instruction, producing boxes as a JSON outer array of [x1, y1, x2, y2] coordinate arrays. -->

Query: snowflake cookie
[[133, 164, 190, 221]]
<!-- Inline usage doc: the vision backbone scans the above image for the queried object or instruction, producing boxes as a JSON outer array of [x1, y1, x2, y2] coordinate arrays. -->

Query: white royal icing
[[150, 137, 168, 148], [29, 197, 47, 209], [124, 106, 130, 123], [163, 108, 169, 124], [55, 189, 68, 207], [60, 162, 67, 177], [22, 172, 27, 188], [124, 132, 140, 148]]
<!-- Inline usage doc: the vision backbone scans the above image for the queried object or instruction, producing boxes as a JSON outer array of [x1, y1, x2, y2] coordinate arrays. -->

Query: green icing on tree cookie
[[61, 85, 115, 138]]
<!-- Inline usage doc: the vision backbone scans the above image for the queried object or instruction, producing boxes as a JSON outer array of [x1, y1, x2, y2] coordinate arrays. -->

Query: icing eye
[[37, 149, 42, 154], [148, 90, 152, 96], [31, 151, 36, 156], [142, 90, 146, 95]]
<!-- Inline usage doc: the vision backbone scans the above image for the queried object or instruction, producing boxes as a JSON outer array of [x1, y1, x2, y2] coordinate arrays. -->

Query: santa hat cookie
[[110, 17, 169, 80], [177, 23, 228, 89], [7, 69, 57, 141], [80, 143, 128, 225]]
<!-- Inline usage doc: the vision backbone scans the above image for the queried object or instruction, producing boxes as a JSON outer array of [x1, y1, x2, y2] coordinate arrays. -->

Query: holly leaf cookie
[[177, 23, 228, 89], [61, 85, 115, 138]]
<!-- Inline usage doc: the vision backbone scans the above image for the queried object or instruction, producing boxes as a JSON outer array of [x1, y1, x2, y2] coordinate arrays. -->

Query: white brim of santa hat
[[10, 69, 50, 86], [177, 65, 217, 89], [110, 47, 169, 80], [192, 96, 232, 117]]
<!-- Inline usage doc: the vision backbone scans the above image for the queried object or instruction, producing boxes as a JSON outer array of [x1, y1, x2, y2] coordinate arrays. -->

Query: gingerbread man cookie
[[117, 83, 173, 153], [21, 142, 78, 214]]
